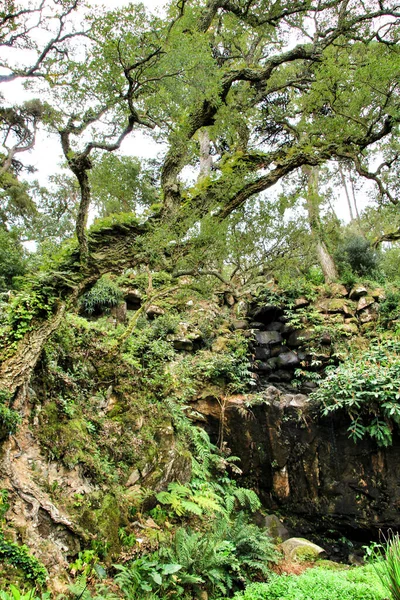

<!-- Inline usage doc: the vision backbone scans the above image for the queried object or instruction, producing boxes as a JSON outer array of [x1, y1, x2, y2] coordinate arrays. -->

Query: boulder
[[255, 346, 271, 360], [172, 338, 194, 351], [371, 288, 386, 302], [255, 330, 282, 346], [318, 298, 354, 315], [266, 321, 284, 332], [281, 538, 327, 561], [356, 296, 375, 312], [287, 329, 313, 347], [275, 351, 299, 369], [250, 321, 264, 329], [329, 283, 349, 297], [294, 297, 310, 308], [110, 302, 127, 323], [124, 288, 142, 309], [224, 292, 236, 306], [231, 319, 248, 330], [146, 304, 165, 318], [263, 514, 291, 542], [270, 344, 288, 357], [349, 285, 368, 300]]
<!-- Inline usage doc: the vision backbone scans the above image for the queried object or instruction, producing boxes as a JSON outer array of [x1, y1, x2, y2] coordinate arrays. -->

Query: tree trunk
[[198, 129, 213, 181], [303, 165, 338, 283], [0, 304, 66, 395], [0, 219, 147, 396]]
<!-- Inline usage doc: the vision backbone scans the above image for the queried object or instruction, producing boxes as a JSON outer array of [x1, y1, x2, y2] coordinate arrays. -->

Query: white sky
[[0, 0, 372, 227]]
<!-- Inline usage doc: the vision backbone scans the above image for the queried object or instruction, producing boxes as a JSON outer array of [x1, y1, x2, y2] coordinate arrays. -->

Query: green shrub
[[0, 533, 48, 586], [336, 235, 380, 278], [232, 564, 386, 600], [311, 340, 400, 446], [80, 277, 123, 315], [0, 390, 21, 437]]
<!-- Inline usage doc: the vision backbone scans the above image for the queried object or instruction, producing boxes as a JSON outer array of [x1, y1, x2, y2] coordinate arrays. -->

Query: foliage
[[0, 229, 27, 291], [0, 389, 21, 436], [0, 533, 48, 586], [231, 564, 386, 600], [156, 482, 222, 518], [371, 532, 400, 600], [80, 276, 124, 315], [335, 235, 380, 279], [114, 555, 184, 599], [311, 340, 400, 446], [0, 586, 50, 600], [7, 286, 57, 344], [158, 516, 277, 597], [90, 153, 157, 217]]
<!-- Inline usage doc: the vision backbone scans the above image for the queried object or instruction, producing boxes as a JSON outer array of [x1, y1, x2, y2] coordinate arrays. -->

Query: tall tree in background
[[1, 0, 400, 396]]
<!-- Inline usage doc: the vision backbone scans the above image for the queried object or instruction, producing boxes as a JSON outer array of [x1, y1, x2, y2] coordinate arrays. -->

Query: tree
[[1, 0, 400, 398]]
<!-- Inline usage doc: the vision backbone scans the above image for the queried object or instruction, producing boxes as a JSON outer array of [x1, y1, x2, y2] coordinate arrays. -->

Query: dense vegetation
[[1, 0, 400, 597]]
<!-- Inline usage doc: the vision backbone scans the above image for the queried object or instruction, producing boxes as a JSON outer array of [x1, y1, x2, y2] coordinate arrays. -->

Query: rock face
[[191, 387, 400, 538]]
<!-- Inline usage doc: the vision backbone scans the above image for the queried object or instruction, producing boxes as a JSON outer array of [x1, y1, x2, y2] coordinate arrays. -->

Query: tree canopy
[[1, 0, 400, 394]]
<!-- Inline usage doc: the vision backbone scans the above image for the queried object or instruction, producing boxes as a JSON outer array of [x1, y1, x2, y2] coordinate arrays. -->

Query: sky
[[1, 0, 370, 229]]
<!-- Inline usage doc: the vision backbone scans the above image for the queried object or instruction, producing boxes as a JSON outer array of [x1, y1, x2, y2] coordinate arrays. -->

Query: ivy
[[0, 532, 48, 586]]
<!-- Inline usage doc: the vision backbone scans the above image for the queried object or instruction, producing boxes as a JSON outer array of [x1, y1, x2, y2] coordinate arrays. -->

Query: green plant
[[231, 564, 386, 600], [371, 532, 400, 600], [0, 390, 21, 436], [0, 533, 48, 586], [311, 340, 400, 446], [114, 553, 184, 598], [336, 235, 380, 279], [156, 481, 223, 518], [0, 586, 50, 600], [80, 276, 124, 315]]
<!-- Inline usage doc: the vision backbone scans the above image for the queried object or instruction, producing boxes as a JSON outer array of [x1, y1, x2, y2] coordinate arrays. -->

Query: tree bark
[[303, 165, 338, 283]]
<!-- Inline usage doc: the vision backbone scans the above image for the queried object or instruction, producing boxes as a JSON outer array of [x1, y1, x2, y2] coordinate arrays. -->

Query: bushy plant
[[0, 533, 48, 586], [80, 276, 123, 315], [311, 340, 400, 446], [335, 235, 380, 278], [231, 564, 386, 600], [372, 532, 400, 600], [0, 586, 50, 600], [0, 389, 21, 437]]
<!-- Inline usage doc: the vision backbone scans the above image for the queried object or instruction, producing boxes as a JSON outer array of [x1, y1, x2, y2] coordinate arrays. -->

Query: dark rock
[[320, 332, 331, 345], [266, 321, 284, 332], [255, 346, 271, 360], [270, 344, 288, 357], [262, 514, 291, 542], [255, 330, 282, 346], [276, 351, 299, 369], [250, 321, 264, 329], [252, 304, 283, 323], [256, 361, 273, 373], [268, 370, 293, 382], [124, 288, 142, 310]]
